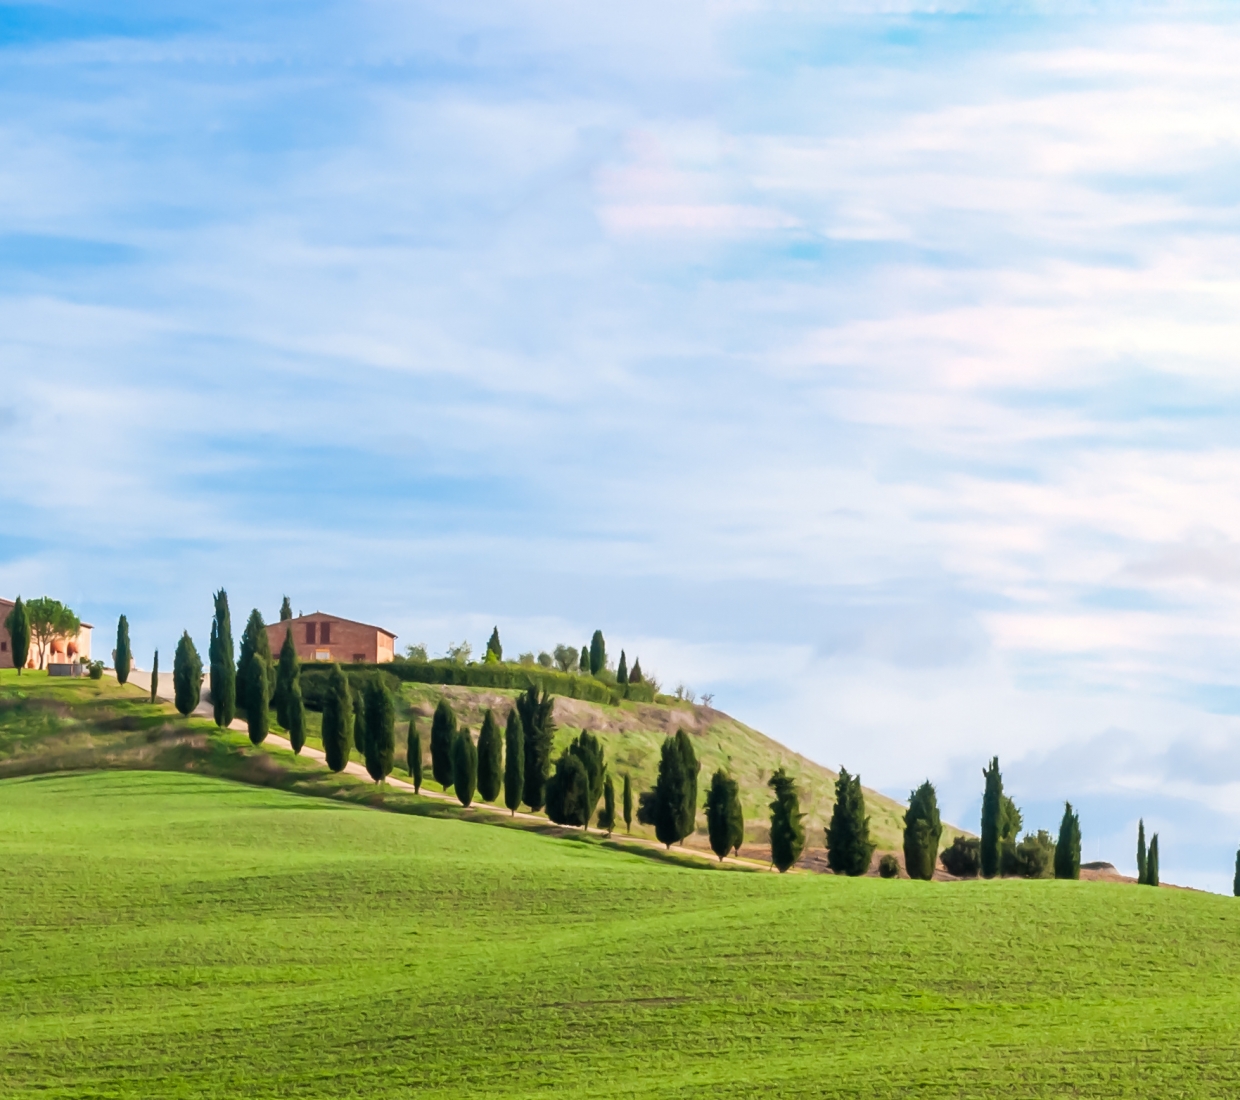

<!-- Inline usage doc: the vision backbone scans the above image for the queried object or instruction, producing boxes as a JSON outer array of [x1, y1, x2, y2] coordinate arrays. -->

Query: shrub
[[940, 836, 980, 877], [88, 660, 104, 680], [879, 854, 900, 878], [1012, 830, 1055, 879], [545, 751, 589, 826]]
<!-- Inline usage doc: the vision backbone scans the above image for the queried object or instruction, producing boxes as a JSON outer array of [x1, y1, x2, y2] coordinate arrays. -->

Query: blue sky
[[5, 1, 1240, 889]]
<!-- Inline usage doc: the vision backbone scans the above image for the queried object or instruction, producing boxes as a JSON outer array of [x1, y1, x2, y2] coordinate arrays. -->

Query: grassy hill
[[3, 769, 1240, 1098]]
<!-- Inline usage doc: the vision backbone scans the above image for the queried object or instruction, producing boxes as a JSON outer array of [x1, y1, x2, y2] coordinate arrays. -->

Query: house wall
[[0, 599, 93, 669], [264, 612, 396, 666]]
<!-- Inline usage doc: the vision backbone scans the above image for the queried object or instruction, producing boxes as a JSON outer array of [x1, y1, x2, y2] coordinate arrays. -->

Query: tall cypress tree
[[287, 678, 306, 754], [172, 631, 202, 717], [363, 678, 395, 784], [321, 664, 352, 773], [517, 686, 555, 811], [826, 767, 875, 876], [503, 709, 524, 815], [649, 732, 692, 848], [902, 780, 942, 882], [149, 649, 158, 704], [580, 645, 590, 676], [244, 652, 269, 745], [279, 596, 293, 622], [598, 773, 616, 835], [1147, 834, 1160, 887], [768, 767, 806, 873], [589, 630, 606, 676], [274, 628, 299, 729], [1137, 819, 1148, 885], [5, 597, 30, 674], [115, 615, 131, 685], [628, 658, 643, 684], [980, 757, 1003, 879], [675, 729, 699, 841], [545, 751, 589, 826], [209, 589, 236, 728], [616, 651, 628, 685], [486, 627, 502, 662], [351, 687, 366, 760], [705, 769, 743, 862], [237, 608, 272, 713], [569, 730, 606, 826], [451, 731, 477, 807], [476, 708, 503, 802], [1054, 801, 1081, 880], [1233, 847, 1240, 899], [430, 698, 457, 790], [407, 720, 423, 792], [622, 772, 633, 833]]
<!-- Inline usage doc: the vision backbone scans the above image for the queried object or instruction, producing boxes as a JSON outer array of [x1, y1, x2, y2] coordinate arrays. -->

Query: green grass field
[[4, 769, 1240, 1098]]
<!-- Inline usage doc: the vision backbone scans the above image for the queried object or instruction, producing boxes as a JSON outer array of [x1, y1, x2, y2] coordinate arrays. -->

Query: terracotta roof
[[270, 612, 397, 639]]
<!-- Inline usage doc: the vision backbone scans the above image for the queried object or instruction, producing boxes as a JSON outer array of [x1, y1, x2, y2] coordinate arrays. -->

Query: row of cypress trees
[[976, 757, 1082, 880], [1136, 819, 1160, 886]]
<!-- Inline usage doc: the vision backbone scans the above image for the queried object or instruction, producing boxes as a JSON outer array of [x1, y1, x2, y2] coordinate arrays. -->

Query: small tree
[[1054, 802, 1081, 880], [980, 756, 1003, 879], [598, 773, 616, 835], [617, 651, 628, 685], [172, 631, 202, 717], [503, 709, 524, 815], [545, 751, 590, 826], [279, 596, 293, 622], [363, 678, 395, 784], [1137, 819, 1148, 885], [629, 658, 643, 684], [321, 664, 352, 773], [589, 630, 606, 676], [476, 708, 503, 802], [486, 627, 502, 662], [826, 767, 875, 876], [5, 597, 30, 674], [25, 597, 80, 670], [705, 769, 743, 861], [149, 649, 158, 704], [274, 628, 299, 730], [430, 698, 457, 790], [209, 589, 236, 727], [622, 773, 633, 833], [902, 780, 942, 882], [1147, 833, 1160, 887], [579, 645, 590, 675], [244, 652, 269, 745], [517, 686, 555, 811], [768, 768, 805, 872], [553, 644, 578, 673], [407, 720, 422, 792], [115, 615, 131, 685], [940, 836, 981, 877], [287, 679, 306, 754], [451, 731, 477, 807]]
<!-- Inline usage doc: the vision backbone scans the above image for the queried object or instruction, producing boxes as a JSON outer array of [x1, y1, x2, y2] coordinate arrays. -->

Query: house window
[[305, 622, 316, 645], [353, 653, 365, 663], [0, 641, 6, 651], [320, 622, 332, 643]]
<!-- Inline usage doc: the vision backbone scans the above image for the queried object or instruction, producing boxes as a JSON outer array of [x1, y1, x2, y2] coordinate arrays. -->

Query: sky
[[4, 1, 1240, 890]]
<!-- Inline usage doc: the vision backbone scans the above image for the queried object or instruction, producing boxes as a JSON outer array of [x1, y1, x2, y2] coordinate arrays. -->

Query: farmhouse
[[0, 598, 93, 669], [265, 612, 396, 665]]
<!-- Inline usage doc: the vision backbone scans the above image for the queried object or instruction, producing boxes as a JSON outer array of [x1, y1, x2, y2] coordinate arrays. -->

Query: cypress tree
[[629, 658, 642, 684], [826, 767, 876, 876], [149, 649, 158, 704], [237, 608, 272, 713], [768, 767, 806, 872], [598, 772, 616, 835], [545, 751, 589, 826], [650, 732, 692, 848], [902, 780, 942, 882], [517, 686, 555, 811], [209, 589, 236, 727], [476, 708, 503, 802], [1147, 834, 1160, 887], [244, 652, 269, 745], [407, 720, 422, 792], [580, 644, 590, 675], [705, 769, 743, 861], [1054, 801, 1081, 880], [486, 627, 502, 662], [589, 630, 606, 676], [980, 756, 1003, 879], [115, 615, 131, 685], [430, 698, 457, 790], [5, 597, 30, 674], [622, 772, 633, 833], [1233, 847, 1240, 899], [1137, 819, 1147, 885], [676, 729, 699, 840], [503, 709, 524, 815], [617, 651, 628, 685], [172, 631, 202, 717], [569, 730, 606, 825], [362, 678, 396, 784], [274, 628, 299, 729], [321, 664, 352, 773], [451, 731, 477, 807], [279, 596, 293, 622], [351, 687, 366, 760], [287, 679, 306, 754]]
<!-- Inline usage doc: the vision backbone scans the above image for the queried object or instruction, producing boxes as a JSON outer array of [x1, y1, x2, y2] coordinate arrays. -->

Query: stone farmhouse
[[0, 597, 93, 669], [265, 611, 396, 666]]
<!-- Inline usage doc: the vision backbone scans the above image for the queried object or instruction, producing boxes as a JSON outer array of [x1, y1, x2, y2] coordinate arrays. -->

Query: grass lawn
[[4, 771, 1240, 1098]]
